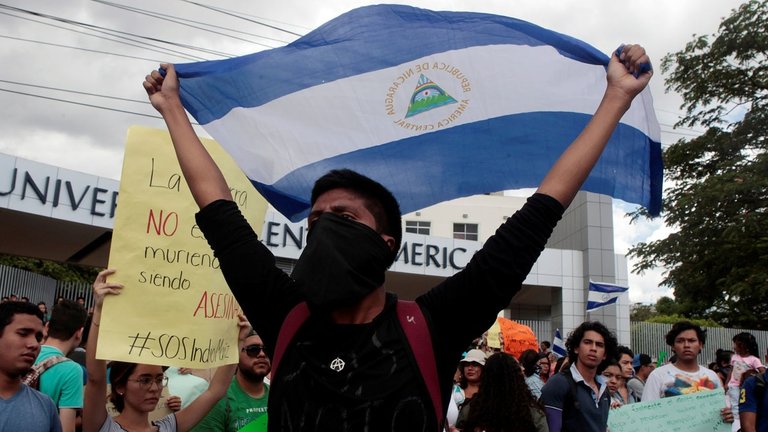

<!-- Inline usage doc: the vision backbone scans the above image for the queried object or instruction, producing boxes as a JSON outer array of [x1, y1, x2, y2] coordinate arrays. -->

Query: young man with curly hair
[[540, 321, 617, 432]]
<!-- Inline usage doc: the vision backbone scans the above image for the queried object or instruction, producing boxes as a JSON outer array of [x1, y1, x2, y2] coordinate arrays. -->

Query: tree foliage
[[0, 254, 99, 283], [646, 314, 722, 328], [629, 0, 768, 330], [653, 296, 680, 317], [630, 304, 655, 322]]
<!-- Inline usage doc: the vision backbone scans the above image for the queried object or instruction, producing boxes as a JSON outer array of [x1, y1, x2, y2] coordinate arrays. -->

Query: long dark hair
[[733, 332, 759, 357], [519, 349, 540, 378], [463, 352, 544, 432]]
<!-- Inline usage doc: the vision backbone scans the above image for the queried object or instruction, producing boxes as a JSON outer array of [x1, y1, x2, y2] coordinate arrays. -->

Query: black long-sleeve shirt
[[196, 192, 564, 431]]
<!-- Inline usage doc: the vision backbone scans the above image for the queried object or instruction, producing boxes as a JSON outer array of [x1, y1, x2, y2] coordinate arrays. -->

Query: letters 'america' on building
[[172, 4, 662, 221]]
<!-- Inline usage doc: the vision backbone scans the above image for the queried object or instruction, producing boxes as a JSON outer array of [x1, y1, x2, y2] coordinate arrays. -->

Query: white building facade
[[0, 151, 631, 345], [262, 191, 631, 346]]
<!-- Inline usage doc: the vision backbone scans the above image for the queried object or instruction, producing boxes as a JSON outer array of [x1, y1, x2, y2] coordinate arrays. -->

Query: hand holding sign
[[97, 126, 268, 368]]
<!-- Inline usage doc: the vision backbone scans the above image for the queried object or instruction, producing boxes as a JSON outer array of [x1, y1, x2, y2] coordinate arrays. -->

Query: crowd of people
[[2, 292, 767, 432], [1, 40, 765, 432]]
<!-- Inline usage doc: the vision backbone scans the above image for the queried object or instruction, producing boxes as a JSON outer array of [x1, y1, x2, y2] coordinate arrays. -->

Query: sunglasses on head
[[242, 344, 266, 357]]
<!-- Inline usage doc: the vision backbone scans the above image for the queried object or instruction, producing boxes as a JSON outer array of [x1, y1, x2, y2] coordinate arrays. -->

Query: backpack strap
[[23, 355, 71, 389], [396, 300, 443, 430], [271, 300, 442, 431], [271, 302, 310, 379]]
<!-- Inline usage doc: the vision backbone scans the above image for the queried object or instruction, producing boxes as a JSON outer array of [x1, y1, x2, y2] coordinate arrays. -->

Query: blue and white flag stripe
[[587, 281, 629, 312], [553, 328, 567, 358], [174, 4, 663, 221]]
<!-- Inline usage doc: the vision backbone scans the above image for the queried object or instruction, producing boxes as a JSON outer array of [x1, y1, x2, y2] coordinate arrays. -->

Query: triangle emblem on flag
[[405, 74, 458, 118]]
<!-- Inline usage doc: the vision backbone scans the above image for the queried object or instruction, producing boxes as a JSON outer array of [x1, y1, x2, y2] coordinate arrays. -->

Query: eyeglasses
[[128, 375, 168, 390], [242, 344, 266, 357]]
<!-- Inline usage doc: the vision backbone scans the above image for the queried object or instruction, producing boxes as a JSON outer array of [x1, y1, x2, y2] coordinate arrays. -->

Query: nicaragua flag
[[173, 4, 663, 221], [586, 280, 629, 312], [552, 328, 567, 358]]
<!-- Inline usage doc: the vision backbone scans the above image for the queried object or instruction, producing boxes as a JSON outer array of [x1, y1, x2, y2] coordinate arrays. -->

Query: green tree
[[654, 296, 680, 317], [0, 254, 99, 283], [630, 304, 655, 322], [629, 0, 768, 330], [646, 314, 721, 328]]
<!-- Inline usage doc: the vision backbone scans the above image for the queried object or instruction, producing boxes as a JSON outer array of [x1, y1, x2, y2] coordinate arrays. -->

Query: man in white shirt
[[642, 321, 733, 424]]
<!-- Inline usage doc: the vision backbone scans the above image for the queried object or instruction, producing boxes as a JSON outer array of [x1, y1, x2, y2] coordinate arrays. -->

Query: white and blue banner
[[586, 280, 629, 312], [552, 328, 567, 358], [174, 4, 663, 221]]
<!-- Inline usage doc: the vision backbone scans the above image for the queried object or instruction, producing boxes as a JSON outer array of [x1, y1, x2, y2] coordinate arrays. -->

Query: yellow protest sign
[[98, 126, 267, 367]]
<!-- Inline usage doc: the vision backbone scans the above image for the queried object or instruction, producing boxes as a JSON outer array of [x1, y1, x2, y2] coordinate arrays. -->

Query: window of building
[[453, 223, 478, 241], [405, 220, 431, 235]]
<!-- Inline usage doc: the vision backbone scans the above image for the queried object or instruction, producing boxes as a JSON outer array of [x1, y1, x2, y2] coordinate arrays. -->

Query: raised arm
[[83, 269, 123, 432], [537, 44, 652, 208], [174, 314, 250, 432], [143, 64, 232, 208]]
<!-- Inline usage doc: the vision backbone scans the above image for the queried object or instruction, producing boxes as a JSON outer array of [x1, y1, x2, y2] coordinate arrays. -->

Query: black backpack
[[753, 372, 766, 415]]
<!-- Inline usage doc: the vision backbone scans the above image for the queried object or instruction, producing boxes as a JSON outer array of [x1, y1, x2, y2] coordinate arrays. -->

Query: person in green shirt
[[193, 330, 270, 432]]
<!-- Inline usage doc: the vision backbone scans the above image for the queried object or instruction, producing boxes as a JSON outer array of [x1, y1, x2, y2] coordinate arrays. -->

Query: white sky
[[0, 0, 747, 303]]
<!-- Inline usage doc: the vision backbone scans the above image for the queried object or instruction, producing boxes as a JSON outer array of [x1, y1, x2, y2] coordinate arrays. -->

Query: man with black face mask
[[143, 44, 653, 432]]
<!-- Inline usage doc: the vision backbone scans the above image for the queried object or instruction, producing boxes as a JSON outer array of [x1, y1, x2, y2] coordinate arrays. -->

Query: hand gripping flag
[[174, 4, 662, 221], [586, 280, 629, 312], [552, 328, 567, 358]]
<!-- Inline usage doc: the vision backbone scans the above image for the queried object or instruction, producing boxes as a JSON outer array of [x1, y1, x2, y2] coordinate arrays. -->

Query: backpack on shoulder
[[754, 372, 766, 414], [271, 300, 443, 430], [22, 355, 70, 390]]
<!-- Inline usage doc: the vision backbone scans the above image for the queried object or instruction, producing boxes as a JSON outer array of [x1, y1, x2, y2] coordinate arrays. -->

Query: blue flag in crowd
[[552, 328, 567, 358], [174, 4, 662, 221], [586, 281, 629, 312]]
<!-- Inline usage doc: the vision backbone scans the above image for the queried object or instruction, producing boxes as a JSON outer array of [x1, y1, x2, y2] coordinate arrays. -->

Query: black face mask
[[291, 213, 392, 312]]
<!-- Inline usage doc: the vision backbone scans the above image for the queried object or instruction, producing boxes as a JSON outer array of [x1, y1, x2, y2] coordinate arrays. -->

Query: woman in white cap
[[450, 349, 487, 428]]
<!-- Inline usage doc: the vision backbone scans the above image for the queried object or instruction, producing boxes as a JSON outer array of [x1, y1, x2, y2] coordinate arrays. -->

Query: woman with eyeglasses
[[83, 269, 250, 432]]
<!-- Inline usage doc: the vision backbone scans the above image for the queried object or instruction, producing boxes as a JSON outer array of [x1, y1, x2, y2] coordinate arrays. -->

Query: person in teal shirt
[[193, 330, 270, 432], [34, 300, 87, 432]]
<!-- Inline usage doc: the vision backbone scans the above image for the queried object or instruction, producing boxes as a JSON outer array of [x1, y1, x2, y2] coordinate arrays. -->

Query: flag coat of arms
[[174, 4, 662, 221]]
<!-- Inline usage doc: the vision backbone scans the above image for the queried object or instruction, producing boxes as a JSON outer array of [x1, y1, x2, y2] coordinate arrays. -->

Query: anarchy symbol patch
[[329, 357, 345, 372]]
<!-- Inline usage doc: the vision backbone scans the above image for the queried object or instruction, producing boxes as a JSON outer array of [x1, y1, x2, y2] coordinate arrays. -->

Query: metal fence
[[0, 264, 93, 310], [55, 280, 94, 309], [4, 262, 767, 362], [631, 321, 768, 365], [0, 264, 57, 307]]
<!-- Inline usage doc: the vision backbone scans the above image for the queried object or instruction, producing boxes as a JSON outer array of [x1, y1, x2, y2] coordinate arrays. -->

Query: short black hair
[[616, 345, 634, 362], [518, 349, 540, 378], [633, 354, 653, 373], [600, 358, 621, 374], [541, 341, 551, 349], [0, 301, 44, 336], [565, 321, 618, 366], [311, 169, 402, 265], [665, 321, 706, 347], [47, 300, 87, 341], [715, 349, 733, 367]]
